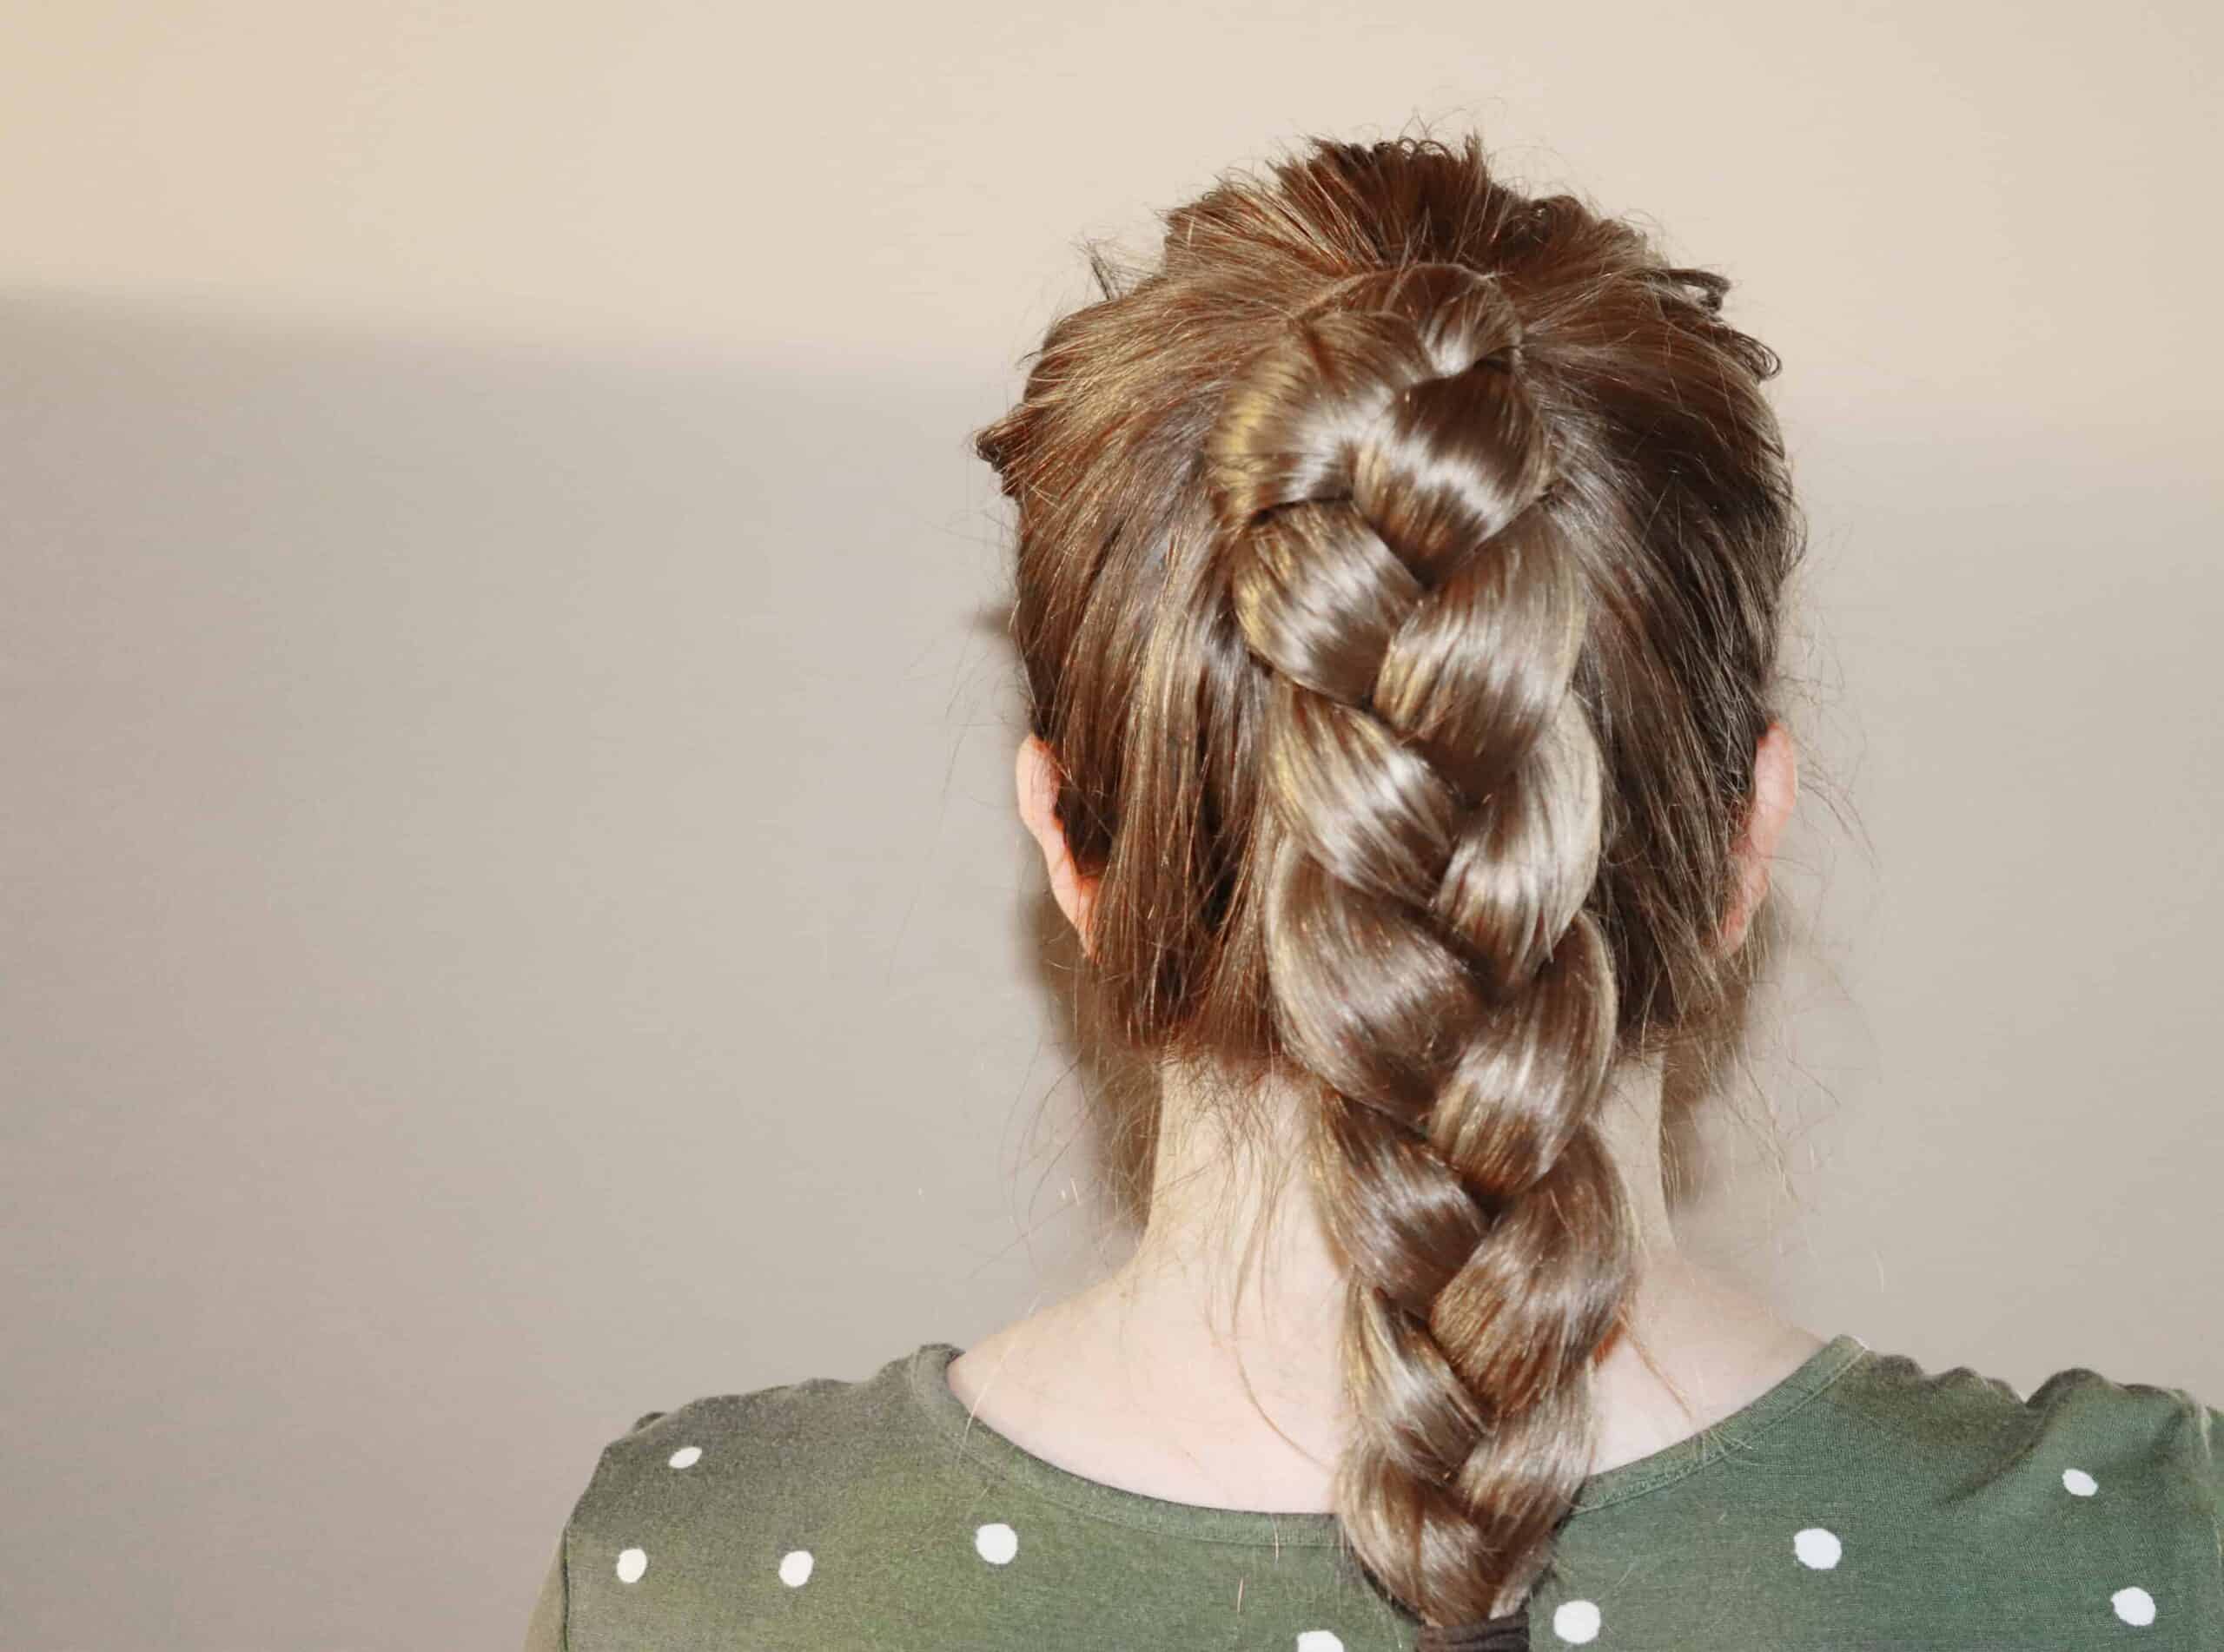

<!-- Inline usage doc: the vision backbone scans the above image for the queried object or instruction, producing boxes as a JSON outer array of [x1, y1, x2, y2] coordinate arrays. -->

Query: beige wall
[[3, 3, 2218, 1647]]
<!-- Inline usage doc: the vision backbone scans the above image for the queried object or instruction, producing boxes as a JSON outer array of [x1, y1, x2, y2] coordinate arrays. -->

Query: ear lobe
[[1751, 721, 1798, 859], [1016, 736, 1100, 954], [1015, 734, 1062, 849], [1719, 722, 1797, 954]]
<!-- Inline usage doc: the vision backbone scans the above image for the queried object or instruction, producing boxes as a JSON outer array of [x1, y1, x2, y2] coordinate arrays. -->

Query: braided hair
[[974, 132, 1807, 1642]]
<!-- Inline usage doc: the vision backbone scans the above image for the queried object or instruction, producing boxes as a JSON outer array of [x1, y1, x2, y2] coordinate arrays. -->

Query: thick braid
[[1205, 262, 1639, 1635]]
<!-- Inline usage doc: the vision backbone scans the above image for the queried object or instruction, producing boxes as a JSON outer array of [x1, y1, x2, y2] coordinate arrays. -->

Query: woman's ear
[[1720, 719, 1798, 954], [1016, 734, 1101, 955]]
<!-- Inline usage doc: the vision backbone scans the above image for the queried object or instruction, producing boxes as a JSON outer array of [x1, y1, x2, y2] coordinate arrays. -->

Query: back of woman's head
[[972, 131, 1808, 1638]]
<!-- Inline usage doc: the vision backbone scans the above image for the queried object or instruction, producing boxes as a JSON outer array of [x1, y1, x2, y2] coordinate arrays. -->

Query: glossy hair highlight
[[973, 131, 1809, 1640]]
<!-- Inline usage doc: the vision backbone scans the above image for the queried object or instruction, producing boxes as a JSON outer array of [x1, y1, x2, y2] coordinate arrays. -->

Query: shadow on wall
[[0, 285, 1121, 1652]]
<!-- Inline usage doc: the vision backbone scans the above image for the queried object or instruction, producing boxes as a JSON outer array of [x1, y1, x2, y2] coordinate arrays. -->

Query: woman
[[524, 132, 2222, 1649]]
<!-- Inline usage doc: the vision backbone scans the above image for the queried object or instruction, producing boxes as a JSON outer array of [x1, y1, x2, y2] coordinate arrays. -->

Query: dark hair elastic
[[1414, 1611, 1530, 1650]]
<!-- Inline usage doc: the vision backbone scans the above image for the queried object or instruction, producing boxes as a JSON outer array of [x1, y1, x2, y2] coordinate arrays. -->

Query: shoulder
[[1545, 1339, 2223, 1644], [1824, 1341, 2218, 1492], [552, 1344, 962, 1644], [608, 1343, 932, 1467], [1820, 1342, 2222, 1592], [571, 1340, 947, 1534]]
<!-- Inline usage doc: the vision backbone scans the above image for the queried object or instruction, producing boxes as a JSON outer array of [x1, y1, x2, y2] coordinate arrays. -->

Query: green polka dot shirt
[[524, 1335, 2224, 1649]]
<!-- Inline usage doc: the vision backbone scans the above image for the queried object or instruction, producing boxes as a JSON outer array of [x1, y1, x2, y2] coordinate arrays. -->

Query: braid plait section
[[1205, 263, 1639, 1631]]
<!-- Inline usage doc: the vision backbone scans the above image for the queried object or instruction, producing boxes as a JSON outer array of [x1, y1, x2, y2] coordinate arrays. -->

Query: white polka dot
[[975, 1522, 1019, 1565], [2112, 1585, 2156, 1627], [778, 1549, 814, 1588], [1553, 1599, 1602, 1643], [2062, 1467, 2098, 1497], [1794, 1526, 1843, 1569], [667, 1445, 703, 1469], [614, 1547, 647, 1584], [1295, 1634, 1344, 1652]]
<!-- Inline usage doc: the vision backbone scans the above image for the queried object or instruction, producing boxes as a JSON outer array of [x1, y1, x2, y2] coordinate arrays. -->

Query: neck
[[948, 1052, 1826, 1515]]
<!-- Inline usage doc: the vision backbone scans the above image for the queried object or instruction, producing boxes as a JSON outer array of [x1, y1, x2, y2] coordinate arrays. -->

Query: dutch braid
[[1206, 261, 1638, 1637]]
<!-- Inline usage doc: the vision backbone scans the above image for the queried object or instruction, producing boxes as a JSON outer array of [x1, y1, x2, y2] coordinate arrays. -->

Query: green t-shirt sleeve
[[2204, 1404, 2224, 1566], [529, 1404, 667, 1652], [520, 1539, 565, 1652], [526, 1410, 670, 1652]]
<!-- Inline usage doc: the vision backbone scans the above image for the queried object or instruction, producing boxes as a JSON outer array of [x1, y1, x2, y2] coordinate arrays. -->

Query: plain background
[[3, 3, 2219, 1648]]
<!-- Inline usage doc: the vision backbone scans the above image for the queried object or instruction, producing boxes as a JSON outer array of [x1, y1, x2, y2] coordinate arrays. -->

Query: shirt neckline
[[905, 1332, 1872, 1545]]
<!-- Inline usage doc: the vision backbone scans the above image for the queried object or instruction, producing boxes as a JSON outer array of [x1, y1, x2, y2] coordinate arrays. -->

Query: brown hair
[[972, 131, 1809, 1639]]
